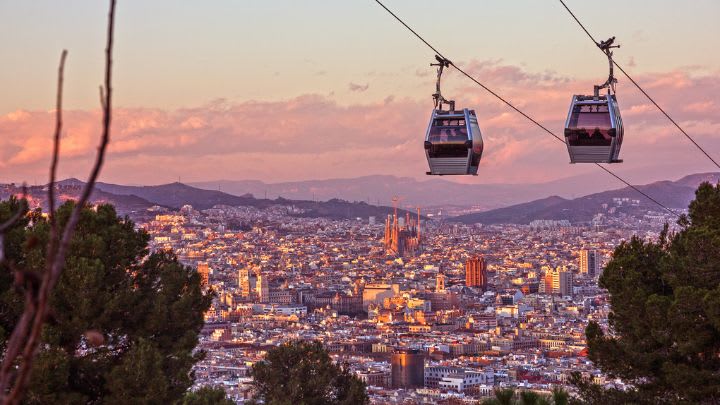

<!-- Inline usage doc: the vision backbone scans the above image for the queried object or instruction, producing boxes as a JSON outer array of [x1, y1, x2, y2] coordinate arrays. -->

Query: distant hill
[[189, 173, 628, 211], [90, 180, 415, 220], [5, 172, 716, 224], [450, 196, 569, 224], [1, 179, 418, 221], [190, 172, 719, 212], [451, 172, 720, 224], [94, 181, 261, 210], [1, 180, 157, 216]]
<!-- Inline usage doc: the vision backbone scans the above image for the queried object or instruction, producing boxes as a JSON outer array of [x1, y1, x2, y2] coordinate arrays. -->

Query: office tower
[[579, 249, 599, 276], [558, 269, 573, 296], [197, 262, 210, 287], [543, 267, 574, 296], [540, 271, 553, 295], [465, 256, 487, 290], [391, 350, 425, 388]]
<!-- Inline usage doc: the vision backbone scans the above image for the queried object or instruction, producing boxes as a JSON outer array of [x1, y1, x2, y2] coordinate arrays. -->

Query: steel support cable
[[372, 0, 680, 217], [557, 0, 720, 170]]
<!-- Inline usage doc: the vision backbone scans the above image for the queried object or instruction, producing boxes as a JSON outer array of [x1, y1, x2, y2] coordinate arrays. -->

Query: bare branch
[[49, 0, 115, 284], [99, 86, 106, 110], [47, 50, 67, 266], [0, 1, 116, 403]]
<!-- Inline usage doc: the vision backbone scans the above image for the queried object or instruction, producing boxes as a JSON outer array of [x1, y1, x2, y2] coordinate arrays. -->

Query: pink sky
[[1, 1, 719, 186], [2, 59, 719, 186]]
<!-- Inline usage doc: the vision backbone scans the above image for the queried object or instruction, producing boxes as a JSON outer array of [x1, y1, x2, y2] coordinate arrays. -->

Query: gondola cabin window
[[428, 119, 468, 143], [566, 104, 613, 146]]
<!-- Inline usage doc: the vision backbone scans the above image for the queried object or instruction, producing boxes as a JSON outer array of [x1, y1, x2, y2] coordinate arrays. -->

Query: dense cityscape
[[138, 197, 679, 403]]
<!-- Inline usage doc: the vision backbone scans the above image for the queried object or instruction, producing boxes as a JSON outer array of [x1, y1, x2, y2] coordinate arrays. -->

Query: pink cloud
[[1, 62, 718, 186]]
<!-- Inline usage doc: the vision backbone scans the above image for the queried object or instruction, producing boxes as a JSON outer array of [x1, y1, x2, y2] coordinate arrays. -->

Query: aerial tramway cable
[[372, 0, 680, 218], [557, 0, 720, 171]]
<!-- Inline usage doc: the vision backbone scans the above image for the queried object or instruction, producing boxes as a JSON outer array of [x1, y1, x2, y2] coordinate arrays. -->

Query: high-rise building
[[579, 249, 599, 276], [540, 271, 553, 295], [465, 256, 488, 290], [197, 262, 210, 287], [391, 350, 425, 388], [257, 273, 269, 303], [542, 266, 574, 296], [558, 270, 573, 297]]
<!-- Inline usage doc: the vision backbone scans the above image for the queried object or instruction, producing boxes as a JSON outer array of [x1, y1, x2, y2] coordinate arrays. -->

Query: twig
[[0, 1, 116, 403], [47, 50, 68, 262]]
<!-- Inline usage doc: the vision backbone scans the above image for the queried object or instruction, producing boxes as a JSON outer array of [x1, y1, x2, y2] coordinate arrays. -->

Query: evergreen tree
[[250, 340, 369, 405], [577, 182, 720, 403], [181, 386, 235, 405], [482, 387, 569, 405], [0, 200, 223, 403]]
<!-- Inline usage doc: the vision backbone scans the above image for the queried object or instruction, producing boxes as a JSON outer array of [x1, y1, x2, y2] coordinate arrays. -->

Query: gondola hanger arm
[[431, 55, 455, 111], [594, 37, 620, 98]]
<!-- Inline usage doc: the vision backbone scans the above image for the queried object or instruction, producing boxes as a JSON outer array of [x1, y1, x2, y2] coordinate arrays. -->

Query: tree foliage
[[577, 182, 720, 404], [181, 386, 235, 405], [250, 340, 369, 405], [482, 387, 569, 405], [0, 200, 219, 403]]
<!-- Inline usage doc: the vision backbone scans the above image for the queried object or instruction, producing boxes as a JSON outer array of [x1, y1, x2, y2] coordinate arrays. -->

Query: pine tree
[[0, 200, 223, 403], [482, 387, 569, 405], [577, 182, 720, 403], [181, 386, 236, 405], [249, 340, 369, 405]]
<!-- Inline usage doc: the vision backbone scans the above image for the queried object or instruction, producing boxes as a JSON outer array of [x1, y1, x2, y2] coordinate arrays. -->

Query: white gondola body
[[424, 109, 484, 175], [564, 93, 623, 163]]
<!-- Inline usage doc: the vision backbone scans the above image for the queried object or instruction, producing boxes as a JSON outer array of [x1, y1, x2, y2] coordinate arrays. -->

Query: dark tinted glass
[[428, 143, 469, 158], [566, 104, 612, 146], [428, 118, 468, 143], [566, 129, 612, 146]]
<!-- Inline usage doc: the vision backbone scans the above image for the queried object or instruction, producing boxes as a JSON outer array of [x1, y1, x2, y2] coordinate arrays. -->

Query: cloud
[[1, 61, 719, 185], [348, 82, 369, 92]]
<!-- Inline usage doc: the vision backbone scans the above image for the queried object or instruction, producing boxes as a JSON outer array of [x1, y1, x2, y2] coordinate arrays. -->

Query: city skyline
[[1, 2, 718, 403]]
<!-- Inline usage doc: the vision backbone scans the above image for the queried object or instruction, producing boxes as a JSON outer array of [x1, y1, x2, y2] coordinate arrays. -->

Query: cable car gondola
[[564, 37, 624, 164], [424, 56, 484, 175]]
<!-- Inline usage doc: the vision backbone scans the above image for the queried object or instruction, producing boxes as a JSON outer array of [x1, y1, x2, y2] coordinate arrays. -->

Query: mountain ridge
[[189, 172, 719, 212], [451, 172, 720, 224]]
